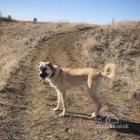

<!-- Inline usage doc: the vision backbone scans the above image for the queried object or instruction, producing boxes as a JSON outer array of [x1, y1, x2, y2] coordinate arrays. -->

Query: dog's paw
[[53, 107, 59, 111], [91, 112, 98, 118], [59, 112, 66, 117]]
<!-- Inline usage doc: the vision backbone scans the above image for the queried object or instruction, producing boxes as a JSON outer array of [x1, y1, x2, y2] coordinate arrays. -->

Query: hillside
[[0, 20, 140, 139]]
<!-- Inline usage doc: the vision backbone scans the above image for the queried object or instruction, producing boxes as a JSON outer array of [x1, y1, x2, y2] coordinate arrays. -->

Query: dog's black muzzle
[[39, 68, 48, 81]]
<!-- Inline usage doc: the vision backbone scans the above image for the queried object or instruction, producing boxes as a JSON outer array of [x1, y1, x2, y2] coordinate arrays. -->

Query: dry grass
[[0, 21, 77, 90], [0, 21, 140, 139], [82, 36, 99, 52], [81, 36, 100, 67], [75, 22, 140, 118]]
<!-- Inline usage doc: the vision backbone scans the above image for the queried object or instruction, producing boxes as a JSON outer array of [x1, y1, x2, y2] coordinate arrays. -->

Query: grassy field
[[0, 20, 77, 90], [0, 20, 140, 139]]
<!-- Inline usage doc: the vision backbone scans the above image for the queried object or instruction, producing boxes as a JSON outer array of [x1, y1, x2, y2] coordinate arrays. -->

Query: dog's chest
[[50, 82, 56, 88], [47, 79, 57, 88]]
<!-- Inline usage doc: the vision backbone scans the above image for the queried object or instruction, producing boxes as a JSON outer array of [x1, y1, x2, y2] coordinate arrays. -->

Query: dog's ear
[[53, 65, 58, 68], [48, 62, 54, 71]]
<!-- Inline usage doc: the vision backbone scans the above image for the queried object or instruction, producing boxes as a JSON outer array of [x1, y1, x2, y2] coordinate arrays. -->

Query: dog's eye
[[42, 67, 47, 71], [39, 66, 43, 69]]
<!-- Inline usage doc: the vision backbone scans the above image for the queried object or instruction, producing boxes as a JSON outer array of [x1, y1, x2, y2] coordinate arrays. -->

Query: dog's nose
[[40, 73, 43, 77], [39, 71, 43, 77]]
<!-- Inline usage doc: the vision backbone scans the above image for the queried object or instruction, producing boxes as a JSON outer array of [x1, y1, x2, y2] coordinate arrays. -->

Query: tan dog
[[39, 62, 116, 118]]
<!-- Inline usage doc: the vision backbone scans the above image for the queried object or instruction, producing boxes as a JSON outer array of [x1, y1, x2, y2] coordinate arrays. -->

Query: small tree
[[33, 17, 37, 22], [8, 15, 12, 20]]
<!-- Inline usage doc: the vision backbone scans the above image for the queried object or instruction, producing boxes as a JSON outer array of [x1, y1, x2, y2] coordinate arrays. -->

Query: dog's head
[[38, 61, 54, 82]]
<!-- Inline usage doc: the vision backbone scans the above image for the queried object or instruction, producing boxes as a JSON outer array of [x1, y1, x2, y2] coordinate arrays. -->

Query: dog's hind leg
[[87, 74, 102, 118], [88, 89, 102, 118], [91, 92, 102, 118]]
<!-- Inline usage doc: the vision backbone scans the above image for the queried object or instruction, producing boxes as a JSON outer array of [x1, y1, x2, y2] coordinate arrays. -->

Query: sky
[[0, 0, 140, 24]]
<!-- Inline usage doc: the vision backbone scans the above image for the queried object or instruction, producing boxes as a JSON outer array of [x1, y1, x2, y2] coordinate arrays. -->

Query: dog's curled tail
[[101, 63, 117, 79]]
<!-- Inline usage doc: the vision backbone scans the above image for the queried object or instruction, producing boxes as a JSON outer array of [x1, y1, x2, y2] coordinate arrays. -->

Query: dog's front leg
[[59, 91, 67, 117], [53, 91, 61, 111]]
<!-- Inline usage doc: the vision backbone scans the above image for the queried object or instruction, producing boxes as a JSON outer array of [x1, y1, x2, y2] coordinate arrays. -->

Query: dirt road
[[0, 31, 139, 139]]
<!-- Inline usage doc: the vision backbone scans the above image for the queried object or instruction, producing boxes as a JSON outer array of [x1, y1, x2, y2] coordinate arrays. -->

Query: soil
[[0, 29, 140, 140]]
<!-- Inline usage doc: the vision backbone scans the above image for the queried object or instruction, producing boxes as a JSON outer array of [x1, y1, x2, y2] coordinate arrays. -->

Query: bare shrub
[[83, 36, 99, 52], [82, 37, 99, 58], [82, 36, 100, 67]]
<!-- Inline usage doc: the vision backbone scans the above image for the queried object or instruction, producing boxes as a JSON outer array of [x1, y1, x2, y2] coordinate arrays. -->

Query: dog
[[38, 61, 116, 118]]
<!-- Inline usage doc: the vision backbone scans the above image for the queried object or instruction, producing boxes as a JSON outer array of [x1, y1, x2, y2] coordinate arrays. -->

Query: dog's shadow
[[64, 111, 140, 136]]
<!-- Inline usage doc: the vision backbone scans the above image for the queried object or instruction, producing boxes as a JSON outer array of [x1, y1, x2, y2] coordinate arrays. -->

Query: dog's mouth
[[39, 70, 48, 82], [40, 77, 45, 82]]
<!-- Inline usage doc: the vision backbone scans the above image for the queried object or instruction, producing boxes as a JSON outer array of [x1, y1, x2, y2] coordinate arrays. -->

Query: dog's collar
[[48, 68, 56, 79]]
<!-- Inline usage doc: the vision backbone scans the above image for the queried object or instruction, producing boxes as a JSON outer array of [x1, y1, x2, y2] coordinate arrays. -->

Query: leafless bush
[[82, 36, 99, 54]]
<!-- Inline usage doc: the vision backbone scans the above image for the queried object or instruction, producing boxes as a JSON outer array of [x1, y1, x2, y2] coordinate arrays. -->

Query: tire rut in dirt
[[0, 31, 83, 139], [25, 31, 99, 139], [0, 31, 137, 139]]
